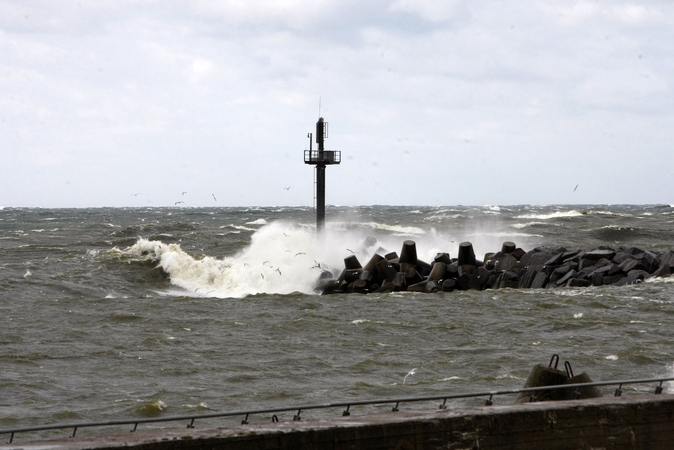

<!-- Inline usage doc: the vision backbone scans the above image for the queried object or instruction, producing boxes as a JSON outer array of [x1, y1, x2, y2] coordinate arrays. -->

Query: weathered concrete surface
[[3, 395, 674, 450]]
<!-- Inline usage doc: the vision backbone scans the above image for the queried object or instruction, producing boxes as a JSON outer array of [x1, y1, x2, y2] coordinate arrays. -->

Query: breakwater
[[317, 240, 674, 294], [5, 395, 674, 449]]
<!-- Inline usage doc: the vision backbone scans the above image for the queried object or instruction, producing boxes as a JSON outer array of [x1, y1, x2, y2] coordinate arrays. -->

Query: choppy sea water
[[2, 204, 674, 437]]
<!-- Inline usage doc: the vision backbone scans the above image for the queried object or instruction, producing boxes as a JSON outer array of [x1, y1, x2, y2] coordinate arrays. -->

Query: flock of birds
[[129, 186, 295, 206]]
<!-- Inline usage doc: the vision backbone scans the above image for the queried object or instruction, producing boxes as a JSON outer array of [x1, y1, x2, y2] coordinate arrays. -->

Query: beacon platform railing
[[3, 376, 673, 444], [304, 150, 341, 164]]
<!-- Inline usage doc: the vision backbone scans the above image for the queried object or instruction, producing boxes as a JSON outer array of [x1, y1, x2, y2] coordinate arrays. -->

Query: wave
[[330, 221, 426, 236], [514, 210, 584, 220]]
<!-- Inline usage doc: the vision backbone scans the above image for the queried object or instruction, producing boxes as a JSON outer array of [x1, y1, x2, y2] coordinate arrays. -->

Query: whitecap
[[515, 210, 583, 220]]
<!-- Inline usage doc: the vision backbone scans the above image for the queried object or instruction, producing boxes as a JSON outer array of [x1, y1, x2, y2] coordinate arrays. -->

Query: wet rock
[[458, 242, 476, 266], [318, 239, 672, 295]]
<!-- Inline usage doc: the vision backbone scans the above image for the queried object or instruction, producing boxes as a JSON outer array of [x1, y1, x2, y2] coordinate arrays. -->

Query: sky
[[1, 0, 673, 208]]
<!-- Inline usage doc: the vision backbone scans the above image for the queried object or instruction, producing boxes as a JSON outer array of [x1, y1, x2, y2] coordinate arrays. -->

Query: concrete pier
[[4, 395, 674, 449]]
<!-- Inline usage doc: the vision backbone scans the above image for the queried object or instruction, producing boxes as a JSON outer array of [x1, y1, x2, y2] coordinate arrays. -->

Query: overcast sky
[[1, 1, 672, 208]]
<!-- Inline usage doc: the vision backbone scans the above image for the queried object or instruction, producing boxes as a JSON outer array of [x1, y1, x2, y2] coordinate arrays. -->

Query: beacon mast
[[304, 117, 341, 231]]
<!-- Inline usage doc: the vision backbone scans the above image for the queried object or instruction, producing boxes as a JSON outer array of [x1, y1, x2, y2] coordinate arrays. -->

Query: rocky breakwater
[[316, 240, 674, 294]]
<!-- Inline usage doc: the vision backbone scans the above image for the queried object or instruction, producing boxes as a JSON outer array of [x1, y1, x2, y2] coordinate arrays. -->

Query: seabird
[[131, 193, 142, 196], [284, 186, 292, 190], [403, 368, 417, 385], [182, 191, 187, 195], [276, 268, 282, 276], [212, 194, 217, 201], [295, 252, 306, 257], [175, 201, 184, 205], [574, 184, 579, 192]]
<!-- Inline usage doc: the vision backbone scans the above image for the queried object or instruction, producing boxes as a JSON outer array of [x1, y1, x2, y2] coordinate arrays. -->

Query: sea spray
[[120, 216, 539, 298]]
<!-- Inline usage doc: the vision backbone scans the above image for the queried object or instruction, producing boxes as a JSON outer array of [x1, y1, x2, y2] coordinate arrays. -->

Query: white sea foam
[[121, 215, 544, 298], [515, 210, 584, 220], [510, 222, 548, 229]]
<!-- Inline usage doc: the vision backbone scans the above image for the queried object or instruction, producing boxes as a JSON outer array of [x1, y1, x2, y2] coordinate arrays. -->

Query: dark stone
[[445, 264, 459, 279], [653, 263, 672, 278], [469, 267, 491, 290], [424, 281, 438, 293], [385, 252, 398, 261], [399, 240, 418, 265], [660, 251, 674, 270], [562, 250, 582, 261], [534, 245, 567, 254], [637, 251, 660, 273], [568, 278, 592, 287], [579, 258, 597, 271], [376, 281, 395, 293], [543, 253, 564, 267], [456, 273, 471, 290], [486, 273, 501, 289], [592, 273, 603, 286], [416, 259, 433, 278], [407, 280, 429, 292], [585, 249, 616, 261], [555, 269, 578, 286], [344, 255, 362, 270], [603, 274, 626, 285], [458, 264, 476, 277], [434, 252, 451, 265], [511, 248, 526, 261], [520, 250, 561, 267], [619, 258, 646, 273], [549, 265, 572, 284], [441, 279, 456, 292], [427, 262, 446, 282], [497, 271, 520, 289], [531, 272, 550, 289], [363, 254, 386, 272], [612, 252, 633, 265], [626, 269, 650, 284], [392, 272, 406, 291], [344, 268, 363, 283], [518, 269, 538, 289], [501, 241, 516, 254], [375, 259, 398, 283], [458, 242, 477, 266], [401, 264, 423, 285], [494, 254, 519, 272]]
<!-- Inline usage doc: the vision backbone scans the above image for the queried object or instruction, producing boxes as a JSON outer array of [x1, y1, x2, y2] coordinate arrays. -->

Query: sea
[[2, 204, 674, 438]]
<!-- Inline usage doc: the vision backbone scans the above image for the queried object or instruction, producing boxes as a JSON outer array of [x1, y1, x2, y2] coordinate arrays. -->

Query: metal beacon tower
[[304, 117, 341, 232]]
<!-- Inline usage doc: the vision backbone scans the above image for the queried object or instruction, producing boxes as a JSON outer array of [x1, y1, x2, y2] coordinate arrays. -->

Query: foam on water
[[121, 218, 522, 298], [515, 210, 584, 220]]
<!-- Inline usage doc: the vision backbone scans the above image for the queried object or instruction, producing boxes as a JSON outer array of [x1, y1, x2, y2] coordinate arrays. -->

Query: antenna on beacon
[[304, 101, 341, 232]]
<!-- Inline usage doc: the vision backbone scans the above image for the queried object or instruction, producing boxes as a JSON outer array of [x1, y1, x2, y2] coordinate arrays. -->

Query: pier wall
[[8, 395, 674, 450]]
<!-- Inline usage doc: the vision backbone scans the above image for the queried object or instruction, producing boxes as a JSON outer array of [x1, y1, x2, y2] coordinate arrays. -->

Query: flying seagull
[[284, 186, 292, 190], [130, 193, 142, 196], [574, 184, 579, 192], [212, 194, 217, 202], [175, 201, 184, 205], [182, 191, 187, 195], [403, 368, 417, 385]]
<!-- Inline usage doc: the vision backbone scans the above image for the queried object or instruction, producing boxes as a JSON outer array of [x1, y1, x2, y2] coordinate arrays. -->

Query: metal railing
[[2, 376, 673, 444], [304, 150, 341, 164]]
